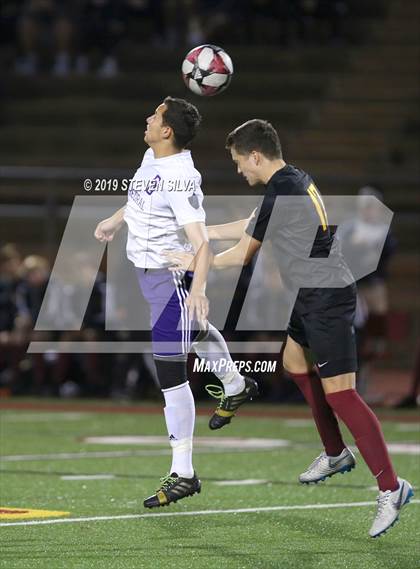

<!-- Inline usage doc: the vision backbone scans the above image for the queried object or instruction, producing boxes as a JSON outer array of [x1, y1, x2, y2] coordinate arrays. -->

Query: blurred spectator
[[154, 0, 193, 48], [338, 186, 396, 398], [355, 187, 396, 357], [16, 255, 50, 328], [0, 244, 23, 390], [0, 247, 160, 398], [11, 252, 109, 396], [39, 253, 109, 395], [0, 243, 21, 333], [0, 1, 20, 49], [312, 0, 349, 43], [15, 255, 51, 394], [189, 0, 232, 46], [15, 0, 74, 76], [353, 289, 369, 396], [8, 0, 354, 79], [75, 0, 124, 77], [394, 342, 420, 408]]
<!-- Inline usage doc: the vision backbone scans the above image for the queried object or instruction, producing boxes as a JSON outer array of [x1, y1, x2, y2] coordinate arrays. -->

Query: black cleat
[[206, 376, 259, 430], [143, 472, 201, 509]]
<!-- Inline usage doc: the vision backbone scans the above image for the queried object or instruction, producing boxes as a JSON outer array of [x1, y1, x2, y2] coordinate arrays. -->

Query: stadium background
[[0, 0, 419, 406], [0, 3, 419, 568]]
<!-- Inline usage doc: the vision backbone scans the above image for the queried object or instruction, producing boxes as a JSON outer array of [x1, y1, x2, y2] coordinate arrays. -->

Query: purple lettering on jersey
[[128, 187, 145, 209], [145, 174, 162, 195]]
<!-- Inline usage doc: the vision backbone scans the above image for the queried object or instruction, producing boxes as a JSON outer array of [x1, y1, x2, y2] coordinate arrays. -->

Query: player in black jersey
[[164, 119, 413, 537]]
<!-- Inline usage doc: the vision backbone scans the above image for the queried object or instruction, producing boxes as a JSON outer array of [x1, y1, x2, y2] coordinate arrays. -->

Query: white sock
[[162, 381, 195, 478], [193, 323, 245, 396]]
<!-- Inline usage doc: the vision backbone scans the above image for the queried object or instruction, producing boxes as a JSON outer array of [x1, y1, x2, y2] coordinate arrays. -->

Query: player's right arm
[[207, 208, 257, 240], [94, 206, 126, 242]]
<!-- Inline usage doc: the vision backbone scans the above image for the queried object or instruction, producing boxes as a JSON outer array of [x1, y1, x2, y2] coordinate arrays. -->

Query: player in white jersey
[[125, 145, 205, 269], [94, 97, 257, 508]]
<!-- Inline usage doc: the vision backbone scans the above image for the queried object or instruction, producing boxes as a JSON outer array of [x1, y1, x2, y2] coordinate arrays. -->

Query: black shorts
[[287, 285, 358, 378]]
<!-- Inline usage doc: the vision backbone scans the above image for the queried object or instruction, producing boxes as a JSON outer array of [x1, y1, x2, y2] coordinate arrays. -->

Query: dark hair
[[225, 119, 282, 159], [162, 96, 202, 149]]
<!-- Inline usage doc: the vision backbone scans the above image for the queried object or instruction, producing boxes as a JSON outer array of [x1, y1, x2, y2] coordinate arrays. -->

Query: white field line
[[2, 441, 419, 464], [368, 485, 418, 492], [213, 479, 269, 486], [1, 500, 419, 528], [396, 424, 420, 432], [365, 443, 420, 455], [83, 436, 291, 448], [0, 450, 172, 462], [0, 446, 286, 463]]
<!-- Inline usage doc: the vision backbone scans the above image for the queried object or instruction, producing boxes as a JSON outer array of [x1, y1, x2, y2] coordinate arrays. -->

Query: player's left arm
[[183, 221, 212, 322], [165, 232, 260, 271], [213, 233, 261, 268], [207, 208, 257, 240]]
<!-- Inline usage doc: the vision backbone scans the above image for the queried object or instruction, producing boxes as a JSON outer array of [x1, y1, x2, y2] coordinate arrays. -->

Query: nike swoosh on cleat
[[394, 484, 405, 509]]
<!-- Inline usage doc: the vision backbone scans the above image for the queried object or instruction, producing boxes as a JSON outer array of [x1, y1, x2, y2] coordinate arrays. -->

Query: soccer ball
[[181, 44, 233, 97]]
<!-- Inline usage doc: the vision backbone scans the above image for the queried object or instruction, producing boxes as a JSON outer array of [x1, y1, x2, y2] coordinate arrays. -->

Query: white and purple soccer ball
[[182, 44, 233, 97]]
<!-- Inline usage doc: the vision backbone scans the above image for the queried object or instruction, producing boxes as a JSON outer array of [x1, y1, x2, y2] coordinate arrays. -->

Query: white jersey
[[124, 148, 205, 268]]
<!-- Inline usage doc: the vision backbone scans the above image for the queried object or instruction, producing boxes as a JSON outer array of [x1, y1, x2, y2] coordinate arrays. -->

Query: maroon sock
[[326, 389, 398, 491], [288, 371, 346, 457]]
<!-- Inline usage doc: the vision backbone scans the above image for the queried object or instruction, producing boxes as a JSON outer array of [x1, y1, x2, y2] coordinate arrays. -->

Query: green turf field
[[1, 402, 419, 569]]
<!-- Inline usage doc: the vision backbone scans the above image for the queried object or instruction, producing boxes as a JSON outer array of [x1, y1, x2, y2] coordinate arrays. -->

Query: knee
[[154, 357, 187, 390], [321, 373, 356, 395], [282, 349, 310, 375]]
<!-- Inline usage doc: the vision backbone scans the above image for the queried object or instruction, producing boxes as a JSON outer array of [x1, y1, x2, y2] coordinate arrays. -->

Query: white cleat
[[369, 477, 414, 538], [299, 447, 356, 484]]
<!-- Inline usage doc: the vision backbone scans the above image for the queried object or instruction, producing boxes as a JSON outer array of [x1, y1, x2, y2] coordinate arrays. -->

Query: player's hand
[[94, 218, 119, 242], [186, 291, 209, 323], [162, 250, 195, 271]]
